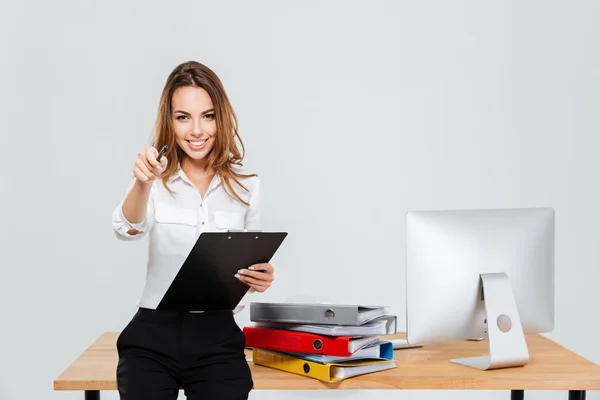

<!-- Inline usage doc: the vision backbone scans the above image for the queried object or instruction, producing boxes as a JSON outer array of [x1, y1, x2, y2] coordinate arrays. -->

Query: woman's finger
[[236, 273, 271, 287], [145, 147, 160, 168], [237, 269, 273, 281], [238, 275, 269, 292], [135, 158, 156, 181], [249, 283, 270, 293], [249, 263, 273, 273]]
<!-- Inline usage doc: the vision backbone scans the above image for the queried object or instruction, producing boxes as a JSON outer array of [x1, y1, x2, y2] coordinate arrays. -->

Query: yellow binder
[[252, 348, 397, 383]]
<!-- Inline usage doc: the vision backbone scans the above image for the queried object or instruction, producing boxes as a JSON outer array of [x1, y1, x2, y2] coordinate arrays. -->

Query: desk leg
[[85, 390, 100, 400], [511, 390, 586, 400], [568, 391, 586, 400]]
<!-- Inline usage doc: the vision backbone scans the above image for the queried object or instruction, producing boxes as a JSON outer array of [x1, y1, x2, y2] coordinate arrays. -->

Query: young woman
[[111, 61, 274, 400]]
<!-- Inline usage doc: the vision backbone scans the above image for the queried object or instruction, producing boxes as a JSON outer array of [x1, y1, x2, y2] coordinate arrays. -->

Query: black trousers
[[116, 307, 253, 400]]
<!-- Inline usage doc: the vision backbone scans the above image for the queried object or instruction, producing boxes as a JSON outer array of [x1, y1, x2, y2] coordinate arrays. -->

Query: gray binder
[[249, 302, 391, 326]]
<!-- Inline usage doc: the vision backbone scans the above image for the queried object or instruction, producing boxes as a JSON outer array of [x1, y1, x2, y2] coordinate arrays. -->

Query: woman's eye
[[176, 115, 188, 120], [204, 113, 215, 120]]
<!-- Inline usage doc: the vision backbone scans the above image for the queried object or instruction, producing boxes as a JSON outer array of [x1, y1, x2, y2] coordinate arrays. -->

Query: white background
[[1, 0, 599, 399]]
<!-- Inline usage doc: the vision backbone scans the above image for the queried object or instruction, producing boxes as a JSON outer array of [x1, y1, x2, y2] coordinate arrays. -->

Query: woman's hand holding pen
[[235, 263, 274, 293], [122, 145, 168, 235], [134, 145, 168, 184]]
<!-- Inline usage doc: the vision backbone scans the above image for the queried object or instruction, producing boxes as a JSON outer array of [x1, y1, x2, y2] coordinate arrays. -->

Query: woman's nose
[[195, 120, 202, 134], [191, 119, 203, 135]]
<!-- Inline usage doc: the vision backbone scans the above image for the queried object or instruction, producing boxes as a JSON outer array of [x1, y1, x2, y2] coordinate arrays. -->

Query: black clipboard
[[156, 231, 288, 311]]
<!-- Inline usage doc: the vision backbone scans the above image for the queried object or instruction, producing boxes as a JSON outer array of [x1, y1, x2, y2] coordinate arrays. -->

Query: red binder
[[242, 326, 378, 356]]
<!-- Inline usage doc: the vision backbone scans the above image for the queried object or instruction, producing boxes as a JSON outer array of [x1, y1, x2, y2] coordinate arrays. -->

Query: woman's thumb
[[156, 156, 168, 174]]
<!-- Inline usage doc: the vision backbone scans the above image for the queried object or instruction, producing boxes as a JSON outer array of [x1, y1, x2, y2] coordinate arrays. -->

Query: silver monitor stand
[[450, 272, 528, 370]]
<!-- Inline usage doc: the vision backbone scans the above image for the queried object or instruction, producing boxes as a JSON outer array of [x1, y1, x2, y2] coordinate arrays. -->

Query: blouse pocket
[[154, 202, 198, 253], [213, 211, 245, 232]]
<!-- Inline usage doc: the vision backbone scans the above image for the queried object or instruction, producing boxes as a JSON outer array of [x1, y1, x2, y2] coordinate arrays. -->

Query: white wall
[[1, 0, 599, 399]]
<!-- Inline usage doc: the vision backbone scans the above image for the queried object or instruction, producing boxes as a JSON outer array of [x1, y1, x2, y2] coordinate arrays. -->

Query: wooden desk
[[54, 332, 600, 399]]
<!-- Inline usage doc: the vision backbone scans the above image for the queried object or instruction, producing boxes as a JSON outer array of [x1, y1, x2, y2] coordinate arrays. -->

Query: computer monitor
[[405, 207, 555, 370]]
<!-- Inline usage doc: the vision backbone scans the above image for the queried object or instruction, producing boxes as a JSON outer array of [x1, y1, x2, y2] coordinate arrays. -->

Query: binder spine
[[249, 303, 359, 325], [252, 348, 333, 382], [243, 327, 350, 356]]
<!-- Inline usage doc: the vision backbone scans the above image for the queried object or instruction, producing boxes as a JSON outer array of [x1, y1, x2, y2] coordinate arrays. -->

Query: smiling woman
[[110, 61, 274, 400], [152, 62, 255, 204]]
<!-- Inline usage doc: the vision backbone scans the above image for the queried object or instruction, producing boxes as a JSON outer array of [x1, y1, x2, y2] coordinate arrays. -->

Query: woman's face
[[171, 86, 217, 164]]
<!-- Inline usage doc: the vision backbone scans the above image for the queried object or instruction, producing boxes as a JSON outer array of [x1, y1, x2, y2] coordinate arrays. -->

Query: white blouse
[[111, 166, 260, 310]]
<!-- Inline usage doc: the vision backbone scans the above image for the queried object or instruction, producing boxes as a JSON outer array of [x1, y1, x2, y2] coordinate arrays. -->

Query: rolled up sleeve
[[112, 179, 154, 241]]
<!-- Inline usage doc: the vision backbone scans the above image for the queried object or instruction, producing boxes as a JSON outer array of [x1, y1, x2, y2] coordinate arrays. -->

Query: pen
[[157, 145, 168, 162]]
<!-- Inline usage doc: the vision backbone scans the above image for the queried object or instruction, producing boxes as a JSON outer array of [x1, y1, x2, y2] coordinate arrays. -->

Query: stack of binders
[[243, 302, 398, 383]]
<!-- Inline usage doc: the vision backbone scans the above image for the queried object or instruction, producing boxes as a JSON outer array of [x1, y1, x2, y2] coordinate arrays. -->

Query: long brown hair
[[151, 61, 256, 206]]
